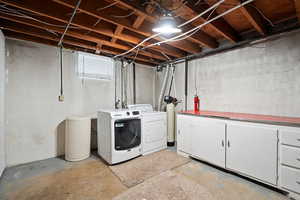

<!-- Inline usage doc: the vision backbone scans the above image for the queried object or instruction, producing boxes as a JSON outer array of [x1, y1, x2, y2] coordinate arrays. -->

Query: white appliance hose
[[158, 64, 170, 111]]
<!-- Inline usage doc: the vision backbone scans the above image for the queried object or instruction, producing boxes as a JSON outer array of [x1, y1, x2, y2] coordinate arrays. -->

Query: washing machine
[[97, 109, 142, 165], [128, 104, 167, 155]]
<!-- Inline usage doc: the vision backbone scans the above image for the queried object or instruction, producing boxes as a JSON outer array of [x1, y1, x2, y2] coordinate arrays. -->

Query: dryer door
[[114, 118, 141, 151]]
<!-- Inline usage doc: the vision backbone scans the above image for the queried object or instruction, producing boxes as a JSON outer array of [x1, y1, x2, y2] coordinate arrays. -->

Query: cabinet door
[[226, 123, 278, 185], [177, 115, 194, 154], [191, 118, 226, 168]]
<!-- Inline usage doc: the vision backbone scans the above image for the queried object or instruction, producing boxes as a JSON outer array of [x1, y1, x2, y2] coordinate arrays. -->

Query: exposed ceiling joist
[[103, 0, 219, 49], [0, 0, 297, 65], [111, 25, 123, 43], [295, 0, 300, 22], [95, 43, 102, 54], [183, 0, 239, 43], [53, 0, 201, 54], [231, 0, 267, 35], [133, 15, 146, 28], [0, 13, 166, 61], [5, 31, 156, 66], [0, 0, 183, 58], [1, 21, 159, 65]]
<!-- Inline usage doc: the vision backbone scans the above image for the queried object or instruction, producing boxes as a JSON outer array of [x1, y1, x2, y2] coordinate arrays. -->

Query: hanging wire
[[58, 0, 81, 46], [169, 0, 188, 14], [96, 1, 118, 11], [113, 0, 254, 58], [195, 0, 203, 6], [146, 0, 255, 49], [111, 10, 135, 18], [249, 5, 275, 27], [113, 0, 224, 58], [84, 18, 101, 35], [0, 4, 81, 29], [167, 5, 219, 42]]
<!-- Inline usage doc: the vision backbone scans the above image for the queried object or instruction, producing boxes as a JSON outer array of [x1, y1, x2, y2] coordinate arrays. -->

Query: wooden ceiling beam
[[231, 0, 267, 35], [5, 31, 156, 66], [0, 13, 166, 61], [0, 0, 183, 58], [133, 15, 146, 29], [1, 22, 159, 65], [181, 0, 239, 43], [103, 0, 219, 49], [295, 0, 300, 22], [111, 25, 123, 43], [95, 43, 102, 54], [53, 0, 202, 54]]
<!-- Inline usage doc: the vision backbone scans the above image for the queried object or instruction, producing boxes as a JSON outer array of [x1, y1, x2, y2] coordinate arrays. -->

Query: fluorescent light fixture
[[152, 15, 181, 35]]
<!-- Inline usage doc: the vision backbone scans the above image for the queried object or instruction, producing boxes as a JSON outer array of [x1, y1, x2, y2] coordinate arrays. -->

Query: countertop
[[179, 110, 300, 127]]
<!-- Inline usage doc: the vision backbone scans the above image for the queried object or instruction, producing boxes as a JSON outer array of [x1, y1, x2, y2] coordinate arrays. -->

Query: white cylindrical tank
[[167, 103, 175, 146], [65, 116, 91, 161]]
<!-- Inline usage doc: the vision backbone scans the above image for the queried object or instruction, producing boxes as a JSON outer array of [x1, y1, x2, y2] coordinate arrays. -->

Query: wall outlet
[[58, 95, 64, 102]]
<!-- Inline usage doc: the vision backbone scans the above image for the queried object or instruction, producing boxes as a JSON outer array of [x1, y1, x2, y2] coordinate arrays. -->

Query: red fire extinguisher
[[194, 95, 199, 112]]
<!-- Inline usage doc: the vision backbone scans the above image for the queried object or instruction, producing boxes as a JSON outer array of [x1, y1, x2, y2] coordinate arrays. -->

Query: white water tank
[[65, 116, 91, 161], [167, 103, 175, 146]]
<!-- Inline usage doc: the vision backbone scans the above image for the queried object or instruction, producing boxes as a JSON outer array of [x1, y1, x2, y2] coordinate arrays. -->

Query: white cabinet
[[191, 118, 226, 168], [280, 129, 300, 148], [226, 124, 278, 185], [280, 166, 300, 194], [279, 128, 300, 197], [177, 114, 300, 199], [176, 115, 194, 155]]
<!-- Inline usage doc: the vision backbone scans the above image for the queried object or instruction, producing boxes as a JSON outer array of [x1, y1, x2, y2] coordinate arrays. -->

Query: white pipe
[[158, 65, 170, 111]]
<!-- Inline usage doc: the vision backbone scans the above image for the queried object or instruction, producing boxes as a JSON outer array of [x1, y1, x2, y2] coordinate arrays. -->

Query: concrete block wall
[[5, 39, 155, 166], [163, 31, 300, 117]]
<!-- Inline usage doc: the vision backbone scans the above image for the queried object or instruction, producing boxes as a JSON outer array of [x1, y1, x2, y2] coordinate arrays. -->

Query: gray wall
[[0, 31, 5, 175], [5, 39, 155, 166], [161, 31, 300, 117]]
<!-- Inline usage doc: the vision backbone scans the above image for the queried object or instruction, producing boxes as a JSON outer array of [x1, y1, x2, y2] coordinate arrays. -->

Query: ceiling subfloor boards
[[52, 0, 201, 54], [111, 25, 123, 43], [295, 0, 300, 22], [2, 24, 159, 65], [0, 0, 297, 66], [231, 0, 267, 36], [0, 0, 183, 60], [183, 0, 240, 43], [103, 0, 219, 49], [0, 13, 166, 62]]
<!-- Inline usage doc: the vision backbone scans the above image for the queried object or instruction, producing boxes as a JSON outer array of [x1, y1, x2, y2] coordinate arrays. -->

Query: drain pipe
[[123, 63, 128, 108], [114, 60, 118, 109], [121, 60, 124, 108], [158, 64, 171, 111], [184, 59, 188, 111], [133, 62, 136, 104]]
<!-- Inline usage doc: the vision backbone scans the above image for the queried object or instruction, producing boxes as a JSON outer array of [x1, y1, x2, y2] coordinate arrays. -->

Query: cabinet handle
[[297, 158, 300, 162], [222, 140, 224, 147], [228, 141, 230, 147], [297, 181, 300, 185], [178, 130, 180, 135]]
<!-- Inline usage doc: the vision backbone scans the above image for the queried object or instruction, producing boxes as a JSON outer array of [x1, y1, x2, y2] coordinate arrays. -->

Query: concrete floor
[[0, 151, 289, 200]]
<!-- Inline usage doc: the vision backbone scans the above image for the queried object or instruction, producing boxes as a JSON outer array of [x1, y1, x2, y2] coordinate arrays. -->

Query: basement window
[[77, 52, 114, 81]]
